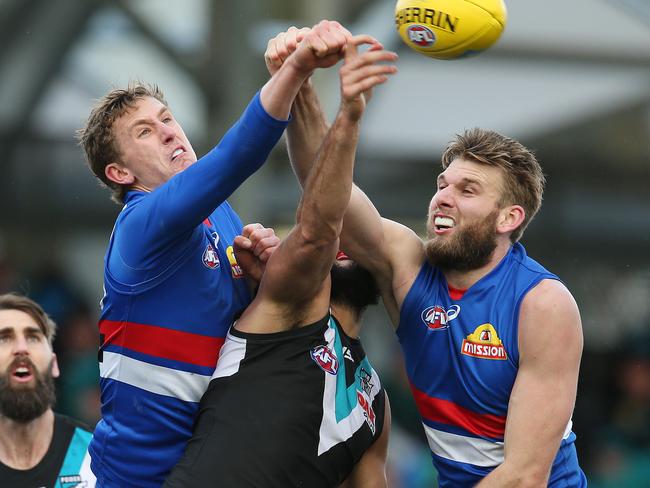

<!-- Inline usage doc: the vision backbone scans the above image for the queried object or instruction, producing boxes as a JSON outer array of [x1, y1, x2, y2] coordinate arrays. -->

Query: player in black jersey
[[165, 22, 398, 488], [0, 293, 95, 487]]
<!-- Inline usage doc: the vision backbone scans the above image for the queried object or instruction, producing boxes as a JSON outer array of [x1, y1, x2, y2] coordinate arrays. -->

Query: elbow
[[491, 462, 551, 488], [515, 469, 551, 488]]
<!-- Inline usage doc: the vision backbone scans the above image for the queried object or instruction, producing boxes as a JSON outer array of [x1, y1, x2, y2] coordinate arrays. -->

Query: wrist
[[284, 54, 315, 81]]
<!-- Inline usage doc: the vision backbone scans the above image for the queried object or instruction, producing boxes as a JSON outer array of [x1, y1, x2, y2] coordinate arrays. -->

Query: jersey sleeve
[[116, 92, 288, 268]]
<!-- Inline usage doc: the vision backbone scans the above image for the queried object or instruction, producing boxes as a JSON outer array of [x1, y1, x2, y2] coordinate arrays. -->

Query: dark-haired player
[[0, 293, 95, 487]]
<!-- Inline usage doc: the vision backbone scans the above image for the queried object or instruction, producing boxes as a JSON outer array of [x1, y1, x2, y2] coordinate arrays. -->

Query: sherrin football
[[395, 0, 507, 60]]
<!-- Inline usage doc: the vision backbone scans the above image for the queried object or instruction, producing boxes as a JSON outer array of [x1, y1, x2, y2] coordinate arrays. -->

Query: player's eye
[[138, 128, 150, 138]]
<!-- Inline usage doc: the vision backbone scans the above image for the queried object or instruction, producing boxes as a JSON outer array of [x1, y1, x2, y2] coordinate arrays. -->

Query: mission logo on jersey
[[226, 245, 244, 278], [461, 323, 508, 360]]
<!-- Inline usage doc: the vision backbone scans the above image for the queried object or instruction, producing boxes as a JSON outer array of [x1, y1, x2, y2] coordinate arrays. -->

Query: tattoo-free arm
[[476, 279, 583, 487]]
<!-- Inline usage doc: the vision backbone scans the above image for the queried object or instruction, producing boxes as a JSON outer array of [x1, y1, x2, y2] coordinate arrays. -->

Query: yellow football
[[395, 0, 507, 60]]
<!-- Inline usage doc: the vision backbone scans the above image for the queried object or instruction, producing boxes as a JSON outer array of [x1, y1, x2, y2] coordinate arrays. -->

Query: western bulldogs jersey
[[165, 315, 385, 488], [89, 93, 289, 487], [398, 243, 586, 487]]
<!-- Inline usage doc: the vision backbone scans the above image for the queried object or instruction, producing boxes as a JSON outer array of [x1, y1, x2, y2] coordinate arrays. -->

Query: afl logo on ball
[[310, 345, 339, 375], [407, 25, 435, 47]]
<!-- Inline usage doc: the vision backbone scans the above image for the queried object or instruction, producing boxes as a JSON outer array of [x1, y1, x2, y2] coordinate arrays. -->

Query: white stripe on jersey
[[100, 351, 210, 402], [211, 331, 246, 380], [317, 322, 382, 455], [79, 447, 97, 486], [563, 419, 573, 440], [423, 419, 574, 467], [423, 423, 504, 467]]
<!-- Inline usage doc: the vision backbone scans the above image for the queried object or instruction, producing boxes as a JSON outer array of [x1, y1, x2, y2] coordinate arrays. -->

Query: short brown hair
[[0, 293, 57, 346], [77, 82, 168, 204], [441, 128, 545, 242]]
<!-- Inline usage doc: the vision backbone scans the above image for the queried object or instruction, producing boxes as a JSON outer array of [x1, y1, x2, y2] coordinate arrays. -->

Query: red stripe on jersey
[[99, 320, 224, 368], [410, 383, 506, 439], [203, 218, 212, 227]]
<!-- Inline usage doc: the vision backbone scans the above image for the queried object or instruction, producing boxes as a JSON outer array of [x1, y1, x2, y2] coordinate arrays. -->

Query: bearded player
[[0, 293, 96, 487]]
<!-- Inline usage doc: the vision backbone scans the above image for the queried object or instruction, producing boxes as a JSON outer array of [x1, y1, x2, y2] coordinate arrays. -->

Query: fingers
[[302, 19, 350, 59], [340, 49, 398, 100], [239, 224, 281, 262], [265, 26, 311, 75]]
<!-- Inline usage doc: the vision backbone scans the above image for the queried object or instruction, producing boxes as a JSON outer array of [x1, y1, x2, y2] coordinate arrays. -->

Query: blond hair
[[441, 128, 545, 242]]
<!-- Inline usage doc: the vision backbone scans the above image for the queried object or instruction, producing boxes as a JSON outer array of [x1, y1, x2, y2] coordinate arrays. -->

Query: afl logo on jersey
[[421, 304, 460, 330], [310, 345, 338, 375], [202, 243, 220, 269]]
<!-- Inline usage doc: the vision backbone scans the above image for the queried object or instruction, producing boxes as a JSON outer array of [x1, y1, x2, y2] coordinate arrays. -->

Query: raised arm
[[268, 28, 424, 324], [260, 20, 350, 120], [240, 38, 398, 326], [477, 279, 583, 487]]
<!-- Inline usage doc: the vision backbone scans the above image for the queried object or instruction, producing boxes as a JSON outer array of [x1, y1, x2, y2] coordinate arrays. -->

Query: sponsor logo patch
[[461, 323, 508, 360], [58, 474, 88, 487], [421, 304, 460, 330], [357, 389, 376, 435], [226, 245, 243, 279], [310, 345, 338, 375]]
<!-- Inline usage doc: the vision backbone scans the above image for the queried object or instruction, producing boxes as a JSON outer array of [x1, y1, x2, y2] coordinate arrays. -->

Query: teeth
[[172, 148, 183, 159], [16, 367, 29, 374], [434, 216, 454, 228]]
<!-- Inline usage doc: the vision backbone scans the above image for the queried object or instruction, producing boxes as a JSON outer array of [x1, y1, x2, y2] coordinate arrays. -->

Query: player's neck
[[444, 240, 512, 290], [0, 409, 54, 469], [331, 305, 361, 339]]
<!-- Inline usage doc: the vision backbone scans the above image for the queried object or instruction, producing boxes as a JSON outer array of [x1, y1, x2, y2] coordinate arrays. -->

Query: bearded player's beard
[[425, 209, 499, 272], [0, 357, 56, 423]]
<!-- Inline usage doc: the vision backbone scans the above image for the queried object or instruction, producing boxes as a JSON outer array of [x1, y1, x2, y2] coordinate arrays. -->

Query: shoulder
[[54, 414, 93, 436], [382, 219, 425, 292], [519, 279, 583, 361], [521, 279, 578, 319]]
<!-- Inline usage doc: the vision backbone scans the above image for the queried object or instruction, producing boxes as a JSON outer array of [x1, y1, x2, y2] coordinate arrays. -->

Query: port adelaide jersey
[[165, 314, 385, 488]]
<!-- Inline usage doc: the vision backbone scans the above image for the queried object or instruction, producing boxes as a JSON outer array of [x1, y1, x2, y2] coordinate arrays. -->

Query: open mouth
[[434, 215, 455, 233], [171, 147, 184, 161], [11, 363, 34, 383]]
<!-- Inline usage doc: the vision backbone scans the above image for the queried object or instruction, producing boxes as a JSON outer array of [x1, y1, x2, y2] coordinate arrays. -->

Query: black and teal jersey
[[0, 414, 95, 487], [165, 314, 385, 488]]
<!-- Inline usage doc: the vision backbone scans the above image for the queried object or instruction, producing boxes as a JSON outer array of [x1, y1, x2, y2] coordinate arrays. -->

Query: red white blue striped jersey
[[89, 93, 288, 488], [398, 243, 587, 487]]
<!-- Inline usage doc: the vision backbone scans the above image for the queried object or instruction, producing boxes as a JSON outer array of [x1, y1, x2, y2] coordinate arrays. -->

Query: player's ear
[[50, 353, 60, 379], [496, 205, 525, 236], [105, 162, 135, 186]]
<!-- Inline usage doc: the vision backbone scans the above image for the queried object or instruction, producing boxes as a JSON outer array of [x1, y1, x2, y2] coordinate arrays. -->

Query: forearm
[[260, 60, 311, 120], [299, 110, 359, 242], [287, 80, 329, 186]]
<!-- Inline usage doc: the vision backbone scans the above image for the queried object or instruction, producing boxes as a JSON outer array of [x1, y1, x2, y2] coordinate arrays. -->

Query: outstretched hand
[[265, 26, 311, 76], [233, 223, 281, 284], [338, 37, 398, 121], [266, 20, 354, 78]]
